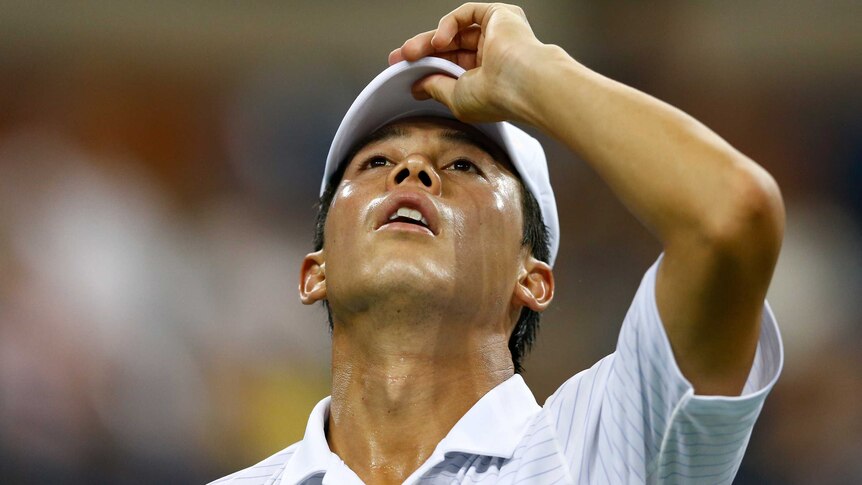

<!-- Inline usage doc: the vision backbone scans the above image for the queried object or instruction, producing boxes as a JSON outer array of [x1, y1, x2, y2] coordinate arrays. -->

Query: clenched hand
[[389, 3, 550, 124]]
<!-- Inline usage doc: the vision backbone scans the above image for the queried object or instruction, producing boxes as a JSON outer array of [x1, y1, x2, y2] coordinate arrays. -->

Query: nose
[[386, 155, 442, 196]]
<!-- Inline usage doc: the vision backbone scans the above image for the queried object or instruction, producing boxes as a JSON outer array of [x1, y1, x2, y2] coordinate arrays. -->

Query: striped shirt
[[211, 255, 783, 484]]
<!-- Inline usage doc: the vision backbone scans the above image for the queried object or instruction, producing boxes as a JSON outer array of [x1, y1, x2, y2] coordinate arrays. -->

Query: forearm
[[519, 45, 782, 247], [516, 45, 783, 394]]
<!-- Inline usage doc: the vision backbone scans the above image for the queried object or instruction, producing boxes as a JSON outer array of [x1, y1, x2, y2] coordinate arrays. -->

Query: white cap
[[321, 57, 559, 266]]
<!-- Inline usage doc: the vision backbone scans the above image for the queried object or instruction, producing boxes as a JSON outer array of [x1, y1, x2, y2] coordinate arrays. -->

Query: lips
[[374, 191, 440, 236]]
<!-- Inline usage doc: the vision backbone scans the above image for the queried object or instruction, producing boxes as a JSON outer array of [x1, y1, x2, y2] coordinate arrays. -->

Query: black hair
[[312, 138, 550, 374]]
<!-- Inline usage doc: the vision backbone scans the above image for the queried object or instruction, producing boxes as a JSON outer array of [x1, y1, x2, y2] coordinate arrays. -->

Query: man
[[213, 3, 784, 484]]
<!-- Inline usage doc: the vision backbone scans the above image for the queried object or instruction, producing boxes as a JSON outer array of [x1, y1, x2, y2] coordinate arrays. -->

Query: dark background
[[1, 1, 859, 483]]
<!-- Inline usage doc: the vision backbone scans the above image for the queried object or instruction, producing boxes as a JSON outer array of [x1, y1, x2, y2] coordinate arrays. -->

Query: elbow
[[704, 161, 785, 261]]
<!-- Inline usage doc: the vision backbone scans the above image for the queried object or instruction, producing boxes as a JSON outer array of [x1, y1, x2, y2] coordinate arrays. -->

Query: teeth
[[389, 207, 428, 226]]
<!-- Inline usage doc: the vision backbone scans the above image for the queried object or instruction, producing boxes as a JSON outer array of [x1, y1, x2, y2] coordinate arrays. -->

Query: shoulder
[[541, 354, 616, 427], [207, 442, 300, 485]]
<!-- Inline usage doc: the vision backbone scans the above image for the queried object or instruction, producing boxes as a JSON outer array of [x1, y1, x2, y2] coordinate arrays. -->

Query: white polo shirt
[[211, 256, 783, 484]]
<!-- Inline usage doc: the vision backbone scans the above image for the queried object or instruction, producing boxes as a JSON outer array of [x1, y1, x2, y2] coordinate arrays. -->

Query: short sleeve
[[542, 253, 783, 484]]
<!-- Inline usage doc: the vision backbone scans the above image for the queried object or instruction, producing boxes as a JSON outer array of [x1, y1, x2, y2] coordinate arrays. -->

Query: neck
[[327, 311, 514, 484]]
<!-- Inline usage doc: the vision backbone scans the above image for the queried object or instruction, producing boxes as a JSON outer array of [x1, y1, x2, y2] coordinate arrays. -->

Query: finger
[[412, 74, 457, 108], [391, 30, 480, 66], [426, 25, 482, 53], [456, 49, 479, 70], [399, 30, 437, 62], [428, 50, 479, 70], [448, 25, 482, 53], [431, 2, 495, 49], [411, 82, 432, 101], [400, 26, 482, 65]]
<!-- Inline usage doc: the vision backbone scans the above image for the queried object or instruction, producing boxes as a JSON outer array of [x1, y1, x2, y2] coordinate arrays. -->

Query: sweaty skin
[[301, 3, 784, 484], [300, 118, 553, 484]]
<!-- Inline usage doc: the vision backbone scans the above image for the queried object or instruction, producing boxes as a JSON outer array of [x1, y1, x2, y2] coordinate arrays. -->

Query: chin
[[330, 250, 459, 317], [370, 252, 453, 294]]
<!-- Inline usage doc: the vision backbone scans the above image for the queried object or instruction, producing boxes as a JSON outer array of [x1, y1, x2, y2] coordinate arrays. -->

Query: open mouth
[[387, 207, 430, 228], [375, 193, 439, 236], [380, 206, 434, 235]]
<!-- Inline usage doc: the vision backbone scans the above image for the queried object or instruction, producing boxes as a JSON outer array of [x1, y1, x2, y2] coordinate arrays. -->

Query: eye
[[363, 156, 391, 169], [448, 158, 479, 173]]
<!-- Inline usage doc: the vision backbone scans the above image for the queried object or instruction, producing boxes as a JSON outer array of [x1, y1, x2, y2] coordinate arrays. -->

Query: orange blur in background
[[0, 2, 859, 484]]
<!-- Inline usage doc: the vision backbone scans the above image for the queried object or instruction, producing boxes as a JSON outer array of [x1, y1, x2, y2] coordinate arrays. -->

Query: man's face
[[320, 117, 527, 326]]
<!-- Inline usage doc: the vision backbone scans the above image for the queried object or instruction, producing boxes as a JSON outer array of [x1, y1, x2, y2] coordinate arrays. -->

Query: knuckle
[[494, 3, 526, 18]]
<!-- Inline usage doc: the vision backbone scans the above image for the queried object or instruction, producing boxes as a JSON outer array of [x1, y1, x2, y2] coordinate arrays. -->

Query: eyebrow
[[341, 124, 407, 166], [439, 128, 514, 172], [356, 124, 409, 148], [439, 129, 498, 157], [351, 125, 496, 155], [342, 123, 513, 171]]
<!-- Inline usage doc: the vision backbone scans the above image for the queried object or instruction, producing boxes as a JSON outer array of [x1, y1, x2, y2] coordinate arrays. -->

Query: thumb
[[412, 74, 457, 109]]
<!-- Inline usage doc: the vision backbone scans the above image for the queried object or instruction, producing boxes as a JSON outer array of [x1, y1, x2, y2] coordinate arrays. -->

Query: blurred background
[[0, 1, 859, 483]]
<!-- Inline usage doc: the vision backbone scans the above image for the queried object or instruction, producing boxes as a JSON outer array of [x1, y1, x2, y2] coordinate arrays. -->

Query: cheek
[[492, 187, 508, 213], [326, 182, 367, 246], [457, 181, 524, 259], [487, 180, 524, 233], [337, 182, 355, 200], [330, 180, 378, 218], [324, 180, 390, 260], [328, 180, 360, 218]]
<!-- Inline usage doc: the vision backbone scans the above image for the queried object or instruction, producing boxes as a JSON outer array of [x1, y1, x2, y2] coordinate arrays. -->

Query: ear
[[512, 256, 554, 312], [299, 250, 327, 305]]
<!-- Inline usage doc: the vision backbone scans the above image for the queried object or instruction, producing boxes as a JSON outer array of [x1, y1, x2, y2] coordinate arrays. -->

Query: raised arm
[[391, 2, 784, 395]]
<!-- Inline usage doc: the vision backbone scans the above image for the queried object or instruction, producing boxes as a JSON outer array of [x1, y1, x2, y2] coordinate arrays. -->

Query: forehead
[[345, 117, 516, 172]]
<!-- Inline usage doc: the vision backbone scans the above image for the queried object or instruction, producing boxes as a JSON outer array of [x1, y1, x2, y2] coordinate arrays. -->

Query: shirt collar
[[281, 374, 540, 483], [281, 396, 333, 483], [433, 374, 540, 459]]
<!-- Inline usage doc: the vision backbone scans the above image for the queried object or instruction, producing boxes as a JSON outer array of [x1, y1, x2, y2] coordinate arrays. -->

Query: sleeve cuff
[[643, 253, 785, 405]]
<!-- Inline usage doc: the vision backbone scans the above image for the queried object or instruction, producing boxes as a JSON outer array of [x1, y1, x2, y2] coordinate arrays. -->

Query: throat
[[327, 327, 514, 483]]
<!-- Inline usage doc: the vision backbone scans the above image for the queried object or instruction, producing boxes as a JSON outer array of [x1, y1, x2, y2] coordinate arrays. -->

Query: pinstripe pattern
[[210, 255, 783, 484]]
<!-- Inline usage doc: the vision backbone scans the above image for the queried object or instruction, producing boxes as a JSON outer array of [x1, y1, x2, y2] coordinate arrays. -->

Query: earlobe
[[512, 257, 554, 312], [299, 250, 327, 305]]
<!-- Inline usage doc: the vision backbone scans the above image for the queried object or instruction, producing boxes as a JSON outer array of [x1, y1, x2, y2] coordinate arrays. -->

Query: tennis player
[[213, 3, 784, 484]]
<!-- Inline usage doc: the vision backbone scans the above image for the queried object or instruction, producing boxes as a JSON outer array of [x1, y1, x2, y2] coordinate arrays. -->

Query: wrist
[[510, 44, 585, 130]]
